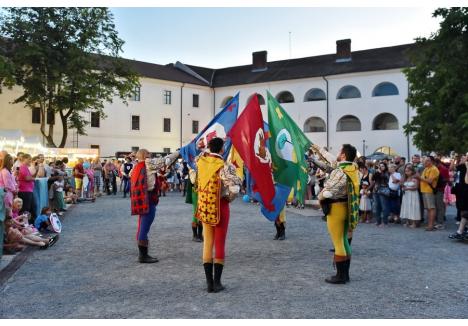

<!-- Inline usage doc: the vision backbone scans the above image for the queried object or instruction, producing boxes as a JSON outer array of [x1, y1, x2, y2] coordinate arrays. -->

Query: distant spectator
[[434, 158, 449, 229], [449, 160, 468, 240], [400, 164, 421, 228], [17, 153, 37, 222], [34, 207, 52, 232], [92, 157, 103, 196], [416, 156, 439, 231], [0, 153, 17, 209], [373, 162, 390, 227], [73, 158, 85, 194], [388, 163, 402, 223]]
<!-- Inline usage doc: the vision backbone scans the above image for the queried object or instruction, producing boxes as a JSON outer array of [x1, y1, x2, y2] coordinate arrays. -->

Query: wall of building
[[0, 67, 419, 159]]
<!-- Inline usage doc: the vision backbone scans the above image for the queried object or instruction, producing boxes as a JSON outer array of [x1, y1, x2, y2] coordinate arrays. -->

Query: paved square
[[1, 193, 467, 318]]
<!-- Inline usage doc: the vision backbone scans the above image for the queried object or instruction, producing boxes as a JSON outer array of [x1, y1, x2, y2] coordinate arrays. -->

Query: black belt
[[329, 198, 348, 203]]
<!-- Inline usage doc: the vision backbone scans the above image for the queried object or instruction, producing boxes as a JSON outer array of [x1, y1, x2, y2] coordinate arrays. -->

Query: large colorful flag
[[267, 91, 312, 203], [247, 176, 291, 221], [228, 94, 275, 211], [180, 93, 239, 169]]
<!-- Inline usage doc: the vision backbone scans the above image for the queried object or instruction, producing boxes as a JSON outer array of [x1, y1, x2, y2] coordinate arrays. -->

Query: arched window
[[304, 88, 326, 102], [276, 91, 295, 103], [372, 82, 399, 97], [336, 85, 361, 99], [303, 117, 326, 132], [220, 96, 233, 108], [336, 115, 361, 131], [247, 93, 265, 105], [372, 113, 399, 130]]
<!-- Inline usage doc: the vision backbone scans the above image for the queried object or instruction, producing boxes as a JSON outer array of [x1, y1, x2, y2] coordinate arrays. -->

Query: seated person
[[64, 185, 78, 204], [11, 198, 38, 235], [5, 213, 51, 249], [34, 207, 53, 232]]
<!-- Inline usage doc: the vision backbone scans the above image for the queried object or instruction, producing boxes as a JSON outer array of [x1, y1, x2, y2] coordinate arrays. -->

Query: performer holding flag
[[311, 144, 360, 284], [195, 137, 242, 293]]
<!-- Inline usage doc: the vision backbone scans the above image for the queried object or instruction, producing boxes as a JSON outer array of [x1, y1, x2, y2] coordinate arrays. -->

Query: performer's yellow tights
[[326, 202, 351, 259]]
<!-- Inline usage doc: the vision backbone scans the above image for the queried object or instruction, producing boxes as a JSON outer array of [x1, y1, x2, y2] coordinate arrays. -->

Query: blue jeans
[[136, 204, 157, 241], [374, 193, 389, 225], [123, 176, 130, 194]]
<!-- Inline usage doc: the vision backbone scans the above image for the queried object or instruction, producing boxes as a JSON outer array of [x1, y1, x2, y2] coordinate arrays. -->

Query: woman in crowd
[[17, 153, 37, 222], [373, 162, 390, 227], [449, 157, 468, 239], [121, 156, 133, 198], [0, 153, 17, 210], [104, 159, 117, 195], [388, 163, 402, 223], [92, 157, 103, 196], [400, 164, 421, 227]]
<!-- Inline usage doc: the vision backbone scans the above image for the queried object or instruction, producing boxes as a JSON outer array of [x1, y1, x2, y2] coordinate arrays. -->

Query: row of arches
[[303, 113, 399, 133], [220, 82, 399, 107]]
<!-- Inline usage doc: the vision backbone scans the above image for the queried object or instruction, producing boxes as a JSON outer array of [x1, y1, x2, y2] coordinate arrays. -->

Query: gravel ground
[[1, 192, 467, 318]]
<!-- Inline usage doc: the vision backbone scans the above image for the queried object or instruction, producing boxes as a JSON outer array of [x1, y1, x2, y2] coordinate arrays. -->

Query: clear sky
[[110, 7, 442, 68]]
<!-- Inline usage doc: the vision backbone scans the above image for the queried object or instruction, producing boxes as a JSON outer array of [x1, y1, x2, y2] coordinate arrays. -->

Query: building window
[[192, 120, 199, 134], [193, 94, 199, 108], [131, 146, 139, 152], [163, 147, 171, 154], [164, 90, 172, 105], [336, 115, 361, 131], [131, 86, 141, 101], [337, 85, 361, 99], [303, 117, 326, 132], [372, 113, 399, 130], [90, 145, 100, 150], [47, 109, 55, 125], [220, 96, 233, 108], [91, 112, 100, 128], [32, 107, 41, 124], [304, 88, 326, 102], [163, 118, 171, 132], [276, 91, 295, 103], [132, 115, 140, 130], [372, 82, 399, 97], [246, 93, 265, 105]]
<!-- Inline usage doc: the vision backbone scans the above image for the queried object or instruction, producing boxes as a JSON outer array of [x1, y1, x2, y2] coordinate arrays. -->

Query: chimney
[[252, 51, 267, 72], [336, 39, 351, 63]]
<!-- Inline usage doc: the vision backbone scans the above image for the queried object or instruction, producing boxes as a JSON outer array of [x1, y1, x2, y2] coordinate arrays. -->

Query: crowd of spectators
[[304, 150, 468, 240]]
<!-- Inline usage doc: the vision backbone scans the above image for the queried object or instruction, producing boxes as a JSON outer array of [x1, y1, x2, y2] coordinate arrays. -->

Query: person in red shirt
[[435, 158, 449, 229], [74, 158, 85, 194]]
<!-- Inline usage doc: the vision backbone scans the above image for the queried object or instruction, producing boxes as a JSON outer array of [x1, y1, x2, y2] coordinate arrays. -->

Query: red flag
[[228, 94, 275, 210]]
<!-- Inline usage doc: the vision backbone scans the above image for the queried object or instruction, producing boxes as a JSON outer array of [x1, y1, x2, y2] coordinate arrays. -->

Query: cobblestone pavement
[[1, 192, 467, 318]]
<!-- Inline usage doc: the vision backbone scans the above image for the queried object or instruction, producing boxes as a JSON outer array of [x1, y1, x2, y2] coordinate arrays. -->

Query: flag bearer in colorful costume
[[195, 137, 242, 293], [130, 149, 179, 263], [312, 143, 360, 284]]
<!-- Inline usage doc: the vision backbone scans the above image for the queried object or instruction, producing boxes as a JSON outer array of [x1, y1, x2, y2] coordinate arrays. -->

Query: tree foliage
[[404, 7, 468, 153], [0, 7, 140, 147]]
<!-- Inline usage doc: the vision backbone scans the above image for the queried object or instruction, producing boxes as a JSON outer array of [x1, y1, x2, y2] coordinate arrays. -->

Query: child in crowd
[[359, 181, 372, 223], [34, 207, 52, 232], [64, 185, 78, 204], [53, 175, 66, 212]]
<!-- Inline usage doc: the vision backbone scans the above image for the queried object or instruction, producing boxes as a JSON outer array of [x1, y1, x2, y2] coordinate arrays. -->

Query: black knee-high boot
[[278, 223, 286, 240], [197, 223, 204, 242], [192, 224, 199, 242], [343, 258, 351, 282], [213, 263, 225, 292], [325, 257, 346, 284], [203, 263, 214, 293], [138, 240, 159, 263], [273, 222, 281, 240]]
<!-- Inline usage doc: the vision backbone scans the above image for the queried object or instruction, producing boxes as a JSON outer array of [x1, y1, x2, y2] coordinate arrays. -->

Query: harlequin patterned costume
[[315, 147, 360, 284], [130, 152, 179, 263], [195, 151, 241, 292]]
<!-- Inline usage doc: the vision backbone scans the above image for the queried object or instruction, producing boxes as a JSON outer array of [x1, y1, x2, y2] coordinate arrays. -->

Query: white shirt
[[389, 172, 401, 190]]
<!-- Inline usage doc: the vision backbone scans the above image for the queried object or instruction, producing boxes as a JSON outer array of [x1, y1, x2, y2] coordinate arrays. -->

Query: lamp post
[[362, 139, 366, 157]]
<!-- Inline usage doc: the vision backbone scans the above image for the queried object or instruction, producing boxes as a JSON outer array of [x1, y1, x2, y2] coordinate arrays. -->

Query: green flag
[[267, 91, 312, 203]]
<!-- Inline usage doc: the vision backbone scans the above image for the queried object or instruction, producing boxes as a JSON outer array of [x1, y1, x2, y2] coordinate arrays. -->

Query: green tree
[[404, 7, 468, 153], [0, 7, 140, 147]]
